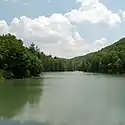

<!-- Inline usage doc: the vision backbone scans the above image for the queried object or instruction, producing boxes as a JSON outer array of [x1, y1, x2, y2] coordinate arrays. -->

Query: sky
[[0, 0, 125, 58]]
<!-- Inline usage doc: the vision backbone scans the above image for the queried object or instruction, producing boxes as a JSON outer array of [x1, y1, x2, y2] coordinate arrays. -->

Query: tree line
[[1, 34, 125, 79], [74, 37, 125, 74], [0, 34, 74, 79]]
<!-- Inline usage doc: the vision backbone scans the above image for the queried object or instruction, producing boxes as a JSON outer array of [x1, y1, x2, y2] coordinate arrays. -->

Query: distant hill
[[72, 37, 125, 74]]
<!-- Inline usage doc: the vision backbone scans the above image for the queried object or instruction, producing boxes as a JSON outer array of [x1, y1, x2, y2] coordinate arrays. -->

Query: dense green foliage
[[0, 34, 43, 78], [2, 33, 125, 78], [0, 34, 74, 79], [72, 38, 125, 74]]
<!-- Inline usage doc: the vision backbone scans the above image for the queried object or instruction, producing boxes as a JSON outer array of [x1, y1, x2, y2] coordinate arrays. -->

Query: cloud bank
[[1, 0, 125, 57]]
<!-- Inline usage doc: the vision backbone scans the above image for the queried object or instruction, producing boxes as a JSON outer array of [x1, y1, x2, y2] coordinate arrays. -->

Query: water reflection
[[0, 78, 44, 118], [0, 72, 125, 125], [0, 120, 50, 125]]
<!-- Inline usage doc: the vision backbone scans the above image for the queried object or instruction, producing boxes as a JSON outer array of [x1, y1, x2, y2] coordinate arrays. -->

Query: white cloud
[[92, 37, 110, 51], [121, 11, 125, 22], [9, 15, 77, 44], [0, 15, 113, 58], [65, 0, 121, 26], [0, 15, 85, 57], [94, 37, 107, 45], [0, 14, 110, 57], [4, 0, 18, 2], [0, 20, 9, 34], [0, 0, 123, 58], [71, 37, 109, 56]]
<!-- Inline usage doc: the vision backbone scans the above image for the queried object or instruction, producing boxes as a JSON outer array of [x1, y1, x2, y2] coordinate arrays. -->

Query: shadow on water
[[0, 77, 44, 119], [0, 120, 51, 125]]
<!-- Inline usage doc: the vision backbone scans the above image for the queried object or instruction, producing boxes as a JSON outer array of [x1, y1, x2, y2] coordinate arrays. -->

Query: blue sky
[[1, 0, 124, 22], [0, 0, 125, 57], [0, 0, 78, 22]]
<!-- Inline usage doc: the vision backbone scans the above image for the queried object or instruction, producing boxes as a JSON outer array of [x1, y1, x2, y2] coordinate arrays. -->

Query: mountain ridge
[[72, 37, 125, 74]]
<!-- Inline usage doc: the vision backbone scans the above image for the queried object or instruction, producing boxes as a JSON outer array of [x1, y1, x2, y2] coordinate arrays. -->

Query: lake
[[0, 72, 125, 125]]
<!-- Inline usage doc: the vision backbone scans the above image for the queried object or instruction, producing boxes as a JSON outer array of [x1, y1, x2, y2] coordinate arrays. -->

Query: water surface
[[0, 72, 125, 125]]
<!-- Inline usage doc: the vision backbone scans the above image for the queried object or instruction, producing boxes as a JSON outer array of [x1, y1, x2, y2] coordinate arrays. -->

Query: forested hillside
[[1, 33, 125, 79], [0, 34, 74, 79], [72, 37, 125, 74]]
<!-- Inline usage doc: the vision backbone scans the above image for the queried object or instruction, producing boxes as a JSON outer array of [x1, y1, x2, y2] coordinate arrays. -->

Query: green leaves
[[0, 33, 75, 79], [0, 34, 43, 78], [74, 37, 125, 74]]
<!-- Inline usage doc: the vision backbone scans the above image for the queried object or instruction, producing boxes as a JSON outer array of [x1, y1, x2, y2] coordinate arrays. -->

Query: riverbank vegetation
[[0, 34, 73, 79], [1, 33, 125, 79], [72, 37, 125, 74]]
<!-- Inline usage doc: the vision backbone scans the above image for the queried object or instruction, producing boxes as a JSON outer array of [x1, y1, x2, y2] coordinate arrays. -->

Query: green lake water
[[0, 72, 125, 125]]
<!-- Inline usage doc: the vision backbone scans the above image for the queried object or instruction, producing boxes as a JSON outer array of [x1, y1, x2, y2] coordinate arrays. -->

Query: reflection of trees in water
[[0, 120, 51, 125], [0, 78, 44, 118]]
